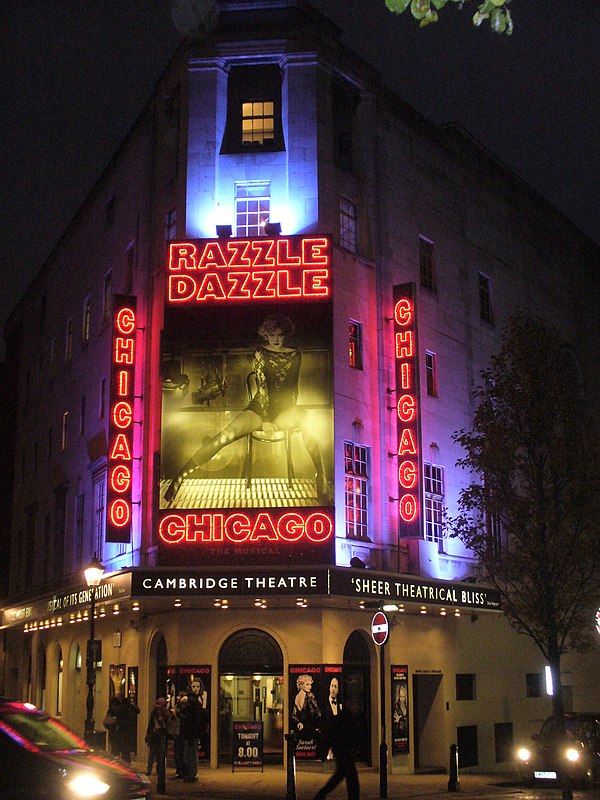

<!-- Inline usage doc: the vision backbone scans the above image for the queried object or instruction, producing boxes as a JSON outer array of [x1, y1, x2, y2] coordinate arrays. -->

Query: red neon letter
[[110, 433, 132, 461], [159, 514, 186, 543], [169, 243, 197, 271], [399, 495, 418, 523], [397, 395, 416, 422], [394, 298, 413, 326], [168, 275, 197, 302], [398, 428, 417, 456], [110, 464, 131, 493], [395, 331, 414, 359], [398, 461, 417, 489], [277, 513, 305, 542], [112, 401, 133, 429], [304, 513, 333, 542], [114, 337, 134, 365], [109, 498, 131, 527], [116, 306, 136, 335]]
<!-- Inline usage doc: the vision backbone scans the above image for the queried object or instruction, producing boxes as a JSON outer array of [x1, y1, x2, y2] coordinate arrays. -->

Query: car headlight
[[517, 747, 531, 762], [565, 747, 580, 763], [66, 773, 110, 797]]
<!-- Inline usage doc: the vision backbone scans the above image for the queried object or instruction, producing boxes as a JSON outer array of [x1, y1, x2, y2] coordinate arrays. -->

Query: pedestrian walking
[[113, 693, 140, 765], [312, 696, 359, 800], [145, 697, 169, 794]]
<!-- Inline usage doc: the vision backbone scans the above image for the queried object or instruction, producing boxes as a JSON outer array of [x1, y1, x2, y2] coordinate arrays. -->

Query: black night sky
[[2, 0, 599, 355]]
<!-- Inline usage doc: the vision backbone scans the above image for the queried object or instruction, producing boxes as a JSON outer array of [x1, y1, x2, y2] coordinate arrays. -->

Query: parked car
[[516, 712, 600, 786], [0, 697, 150, 799]]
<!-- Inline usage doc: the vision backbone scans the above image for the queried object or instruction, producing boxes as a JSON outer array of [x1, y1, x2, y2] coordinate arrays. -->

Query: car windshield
[[0, 709, 89, 753]]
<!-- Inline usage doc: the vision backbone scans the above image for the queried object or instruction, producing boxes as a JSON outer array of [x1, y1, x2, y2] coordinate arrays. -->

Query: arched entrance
[[218, 629, 284, 765], [343, 630, 372, 765]]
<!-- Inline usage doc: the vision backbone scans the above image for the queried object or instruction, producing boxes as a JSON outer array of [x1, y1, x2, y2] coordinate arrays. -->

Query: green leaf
[[420, 9, 439, 25], [491, 8, 507, 33], [431, 0, 447, 9], [385, 0, 411, 12], [411, 0, 430, 19]]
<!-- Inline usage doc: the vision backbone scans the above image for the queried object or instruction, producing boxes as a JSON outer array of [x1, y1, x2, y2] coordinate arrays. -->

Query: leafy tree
[[451, 316, 600, 795], [385, 0, 513, 34]]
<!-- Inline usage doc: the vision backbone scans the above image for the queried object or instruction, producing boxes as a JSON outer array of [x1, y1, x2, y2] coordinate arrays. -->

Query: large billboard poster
[[159, 235, 334, 565]]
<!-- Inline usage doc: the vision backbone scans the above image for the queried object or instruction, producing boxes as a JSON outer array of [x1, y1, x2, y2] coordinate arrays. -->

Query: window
[[479, 272, 494, 323], [424, 462, 444, 545], [93, 473, 106, 559], [348, 320, 363, 369], [242, 100, 274, 145], [221, 65, 283, 153], [165, 208, 177, 242], [79, 396, 86, 436], [344, 441, 370, 540], [457, 725, 478, 768], [456, 673, 476, 700], [48, 427, 53, 460], [425, 351, 437, 396], [419, 236, 436, 293], [61, 411, 68, 450], [526, 672, 543, 698], [235, 182, 270, 237], [103, 270, 113, 320], [339, 197, 357, 252], [81, 295, 91, 345], [65, 318, 73, 362]]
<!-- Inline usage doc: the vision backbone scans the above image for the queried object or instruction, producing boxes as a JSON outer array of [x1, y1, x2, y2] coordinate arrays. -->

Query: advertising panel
[[163, 665, 211, 761], [391, 665, 409, 755], [289, 664, 324, 760], [159, 235, 334, 566], [232, 721, 264, 770], [392, 283, 423, 539], [107, 295, 137, 543]]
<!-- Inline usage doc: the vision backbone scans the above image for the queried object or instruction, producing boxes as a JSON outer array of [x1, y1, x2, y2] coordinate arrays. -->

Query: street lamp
[[83, 553, 105, 742]]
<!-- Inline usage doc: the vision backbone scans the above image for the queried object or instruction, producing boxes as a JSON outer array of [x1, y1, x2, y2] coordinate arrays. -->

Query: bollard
[[447, 743, 460, 792], [284, 733, 297, 800]]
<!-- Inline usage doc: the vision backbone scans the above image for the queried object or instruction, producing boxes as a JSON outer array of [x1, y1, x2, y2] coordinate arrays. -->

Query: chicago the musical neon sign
[[393, 284, 422, 538], [107, 296, 137, 543], [167, 235, 331, 305], [159, 510, 334, 545]]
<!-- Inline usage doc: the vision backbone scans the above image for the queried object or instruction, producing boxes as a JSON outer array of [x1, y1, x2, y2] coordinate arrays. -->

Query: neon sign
[[167, 235, 332, 305], [159, 510, 333, 544], [107, 296, 137, 543], [393, 284, 422, 538]]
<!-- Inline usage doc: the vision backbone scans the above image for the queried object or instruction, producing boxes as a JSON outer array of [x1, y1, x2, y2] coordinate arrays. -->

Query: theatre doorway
[[218, 628, 284, 766], [412, 673, 445, 772], [343, 630, 372, 765]]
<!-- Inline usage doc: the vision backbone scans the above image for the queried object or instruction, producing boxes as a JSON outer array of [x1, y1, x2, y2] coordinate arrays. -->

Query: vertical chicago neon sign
[[107, 295, 137, 544], [393, 284, 422, 538]]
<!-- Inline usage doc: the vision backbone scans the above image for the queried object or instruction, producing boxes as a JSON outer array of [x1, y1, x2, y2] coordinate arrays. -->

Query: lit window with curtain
[[344, 441, 370, 540], [348, 320, 363, 369], [242, 100, 274, 145]]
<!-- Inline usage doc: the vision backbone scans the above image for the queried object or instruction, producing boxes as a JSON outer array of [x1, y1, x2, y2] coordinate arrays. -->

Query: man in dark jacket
[[312, 693, 359, 800]]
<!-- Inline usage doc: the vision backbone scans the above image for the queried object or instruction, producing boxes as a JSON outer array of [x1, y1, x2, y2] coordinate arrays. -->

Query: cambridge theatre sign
[[1, 568, 500, 629]]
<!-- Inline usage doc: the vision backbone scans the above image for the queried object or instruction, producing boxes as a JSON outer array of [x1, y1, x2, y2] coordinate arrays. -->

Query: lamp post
[[83, 553, 105, 743]]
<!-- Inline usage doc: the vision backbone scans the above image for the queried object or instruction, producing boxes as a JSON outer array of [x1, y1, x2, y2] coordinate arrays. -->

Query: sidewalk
[[132, 762, 592, 800]]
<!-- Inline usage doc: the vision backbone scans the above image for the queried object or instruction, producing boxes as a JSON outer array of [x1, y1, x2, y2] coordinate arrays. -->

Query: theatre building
[[2, 0, 600, 775]]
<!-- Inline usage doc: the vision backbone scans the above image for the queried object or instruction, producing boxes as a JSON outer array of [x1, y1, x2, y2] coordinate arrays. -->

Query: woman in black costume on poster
[[164, 314, 330, 503]]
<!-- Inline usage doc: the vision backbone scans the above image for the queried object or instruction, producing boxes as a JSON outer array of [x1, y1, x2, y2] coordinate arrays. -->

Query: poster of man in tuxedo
[[391, 665, 409, 755]]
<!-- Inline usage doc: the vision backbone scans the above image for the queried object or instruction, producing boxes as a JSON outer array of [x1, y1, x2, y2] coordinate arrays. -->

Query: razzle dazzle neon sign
[[167, 235, 331, 305], [393, 284, 422, 538], [107, 296, 137, 543]]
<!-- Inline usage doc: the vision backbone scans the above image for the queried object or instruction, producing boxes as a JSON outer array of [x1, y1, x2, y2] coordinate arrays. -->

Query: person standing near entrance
[[145, 697, 168, 795], [312, 690, 359, 800], [182, 676, 205, 782]]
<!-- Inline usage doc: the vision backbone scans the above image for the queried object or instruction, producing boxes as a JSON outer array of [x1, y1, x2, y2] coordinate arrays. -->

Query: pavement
[[130, 761, 598, 800]]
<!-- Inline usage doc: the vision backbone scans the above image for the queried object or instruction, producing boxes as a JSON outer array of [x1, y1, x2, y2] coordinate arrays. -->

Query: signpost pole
[[379, 639, 388, 800]]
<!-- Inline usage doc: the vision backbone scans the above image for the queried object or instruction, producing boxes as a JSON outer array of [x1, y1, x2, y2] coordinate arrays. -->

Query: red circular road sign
[[371, 611, 389, 645]]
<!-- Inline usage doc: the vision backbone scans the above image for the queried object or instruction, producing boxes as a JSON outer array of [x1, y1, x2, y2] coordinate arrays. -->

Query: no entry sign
[[371, 611, 389, 645]]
